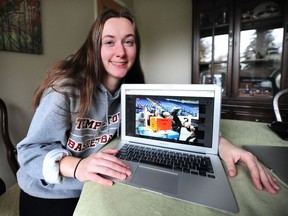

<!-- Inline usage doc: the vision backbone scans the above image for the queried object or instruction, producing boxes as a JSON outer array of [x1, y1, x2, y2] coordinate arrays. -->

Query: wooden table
[[73, 119, 288, 216]]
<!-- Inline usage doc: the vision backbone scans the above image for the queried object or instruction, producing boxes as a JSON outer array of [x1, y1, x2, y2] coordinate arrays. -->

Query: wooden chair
[[0, 178, 5, 196], [273, 88, 288, 122], [0, 98, 19, 176], [0, 98, 20, 215]]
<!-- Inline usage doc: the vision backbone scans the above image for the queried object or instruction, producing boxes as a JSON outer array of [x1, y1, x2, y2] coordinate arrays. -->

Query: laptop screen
[[122, 84, 221, 151]]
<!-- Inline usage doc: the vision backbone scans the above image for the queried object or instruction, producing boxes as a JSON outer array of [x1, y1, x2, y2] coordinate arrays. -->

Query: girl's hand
[[219, 137, 280, 194], [74, 149, 131, 186]]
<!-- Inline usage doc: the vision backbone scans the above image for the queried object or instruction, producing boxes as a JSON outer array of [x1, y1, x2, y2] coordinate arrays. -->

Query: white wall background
[[0, 0, 192, 187], [134, 0, 192, 84]]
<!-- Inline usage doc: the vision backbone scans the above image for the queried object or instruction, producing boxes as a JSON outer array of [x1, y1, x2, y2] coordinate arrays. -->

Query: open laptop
[[112, 84, 238, 213], [243, 145, 288, 184]]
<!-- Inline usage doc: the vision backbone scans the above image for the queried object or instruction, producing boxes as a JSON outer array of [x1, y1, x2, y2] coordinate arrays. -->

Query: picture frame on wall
[[0, 0, 42, 54]]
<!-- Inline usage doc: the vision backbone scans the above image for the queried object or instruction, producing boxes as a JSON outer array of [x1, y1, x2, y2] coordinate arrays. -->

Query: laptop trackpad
[[131, 165, 178, 194]]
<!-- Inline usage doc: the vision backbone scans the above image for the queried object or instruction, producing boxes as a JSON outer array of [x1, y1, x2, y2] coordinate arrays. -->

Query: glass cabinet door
[[237, 0, 284, 98], [197, 0, 231, 96]]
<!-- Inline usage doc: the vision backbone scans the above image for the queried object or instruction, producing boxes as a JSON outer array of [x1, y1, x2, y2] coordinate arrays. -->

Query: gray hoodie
[[16, 83, 121, 199]]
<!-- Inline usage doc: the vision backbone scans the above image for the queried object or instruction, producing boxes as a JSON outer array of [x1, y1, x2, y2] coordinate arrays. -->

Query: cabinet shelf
[[241, 16, 283, 30], [241, 59, 280, 63], [240, 59, 280, 64], [200, 23, 230, 31], [200, 25, 230, 37]]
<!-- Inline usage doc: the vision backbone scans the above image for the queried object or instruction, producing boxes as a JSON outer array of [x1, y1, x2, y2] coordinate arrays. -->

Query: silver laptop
[[112, 84, 238, 213]]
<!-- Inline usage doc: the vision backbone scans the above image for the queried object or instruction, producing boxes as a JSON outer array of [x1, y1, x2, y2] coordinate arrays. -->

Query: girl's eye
[[124, 39, 135, 47], [102, 40, 114, 47]]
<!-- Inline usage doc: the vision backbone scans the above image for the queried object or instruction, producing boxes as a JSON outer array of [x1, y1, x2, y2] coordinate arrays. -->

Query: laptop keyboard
[[116, 144, 215, 178]]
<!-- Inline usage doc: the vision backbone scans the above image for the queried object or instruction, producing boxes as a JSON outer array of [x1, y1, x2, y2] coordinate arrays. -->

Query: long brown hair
[[32, 8, 145, 117]]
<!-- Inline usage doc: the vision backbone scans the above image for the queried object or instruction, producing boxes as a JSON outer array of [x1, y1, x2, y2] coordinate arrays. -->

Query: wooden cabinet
[[192, 0, 288, 123]]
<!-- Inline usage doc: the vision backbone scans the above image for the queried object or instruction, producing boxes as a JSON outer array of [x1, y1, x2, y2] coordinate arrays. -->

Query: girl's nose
[[115, 43, 126, 57]]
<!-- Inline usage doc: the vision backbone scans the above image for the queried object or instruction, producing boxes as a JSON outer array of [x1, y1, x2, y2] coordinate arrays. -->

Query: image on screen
[[134, 96, 206, 145]]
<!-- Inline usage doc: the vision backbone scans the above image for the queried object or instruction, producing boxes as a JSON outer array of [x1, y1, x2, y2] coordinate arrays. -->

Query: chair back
[[0, 99, 19, 176], [273, 88, 288, 122]]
